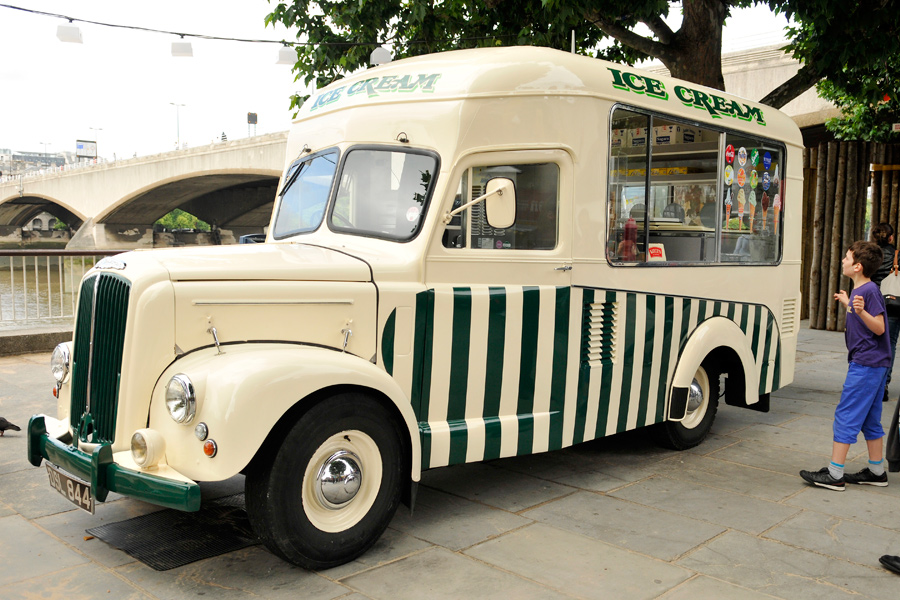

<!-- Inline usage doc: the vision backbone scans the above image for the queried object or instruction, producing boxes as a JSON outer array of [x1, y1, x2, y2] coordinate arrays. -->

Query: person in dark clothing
[[871, 223, 900, 402]]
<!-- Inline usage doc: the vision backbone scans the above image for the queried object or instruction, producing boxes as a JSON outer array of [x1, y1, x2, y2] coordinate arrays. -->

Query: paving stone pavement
[[1, 324, 899, 599]]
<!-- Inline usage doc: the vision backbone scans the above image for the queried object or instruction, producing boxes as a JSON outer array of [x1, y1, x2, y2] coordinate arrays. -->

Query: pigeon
[[0, 417, 21, 436]]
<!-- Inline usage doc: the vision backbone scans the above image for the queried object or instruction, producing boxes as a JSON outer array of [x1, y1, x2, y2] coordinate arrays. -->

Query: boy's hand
[[835, 290, 849, 308], [852, 294, 865, 314]]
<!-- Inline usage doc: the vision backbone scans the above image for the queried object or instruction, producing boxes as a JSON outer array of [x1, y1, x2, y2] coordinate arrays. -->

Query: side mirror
[[484, 178, 516, 229]]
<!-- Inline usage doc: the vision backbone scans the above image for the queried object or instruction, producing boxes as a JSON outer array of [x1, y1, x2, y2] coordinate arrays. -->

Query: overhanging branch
[[586, 11, 670, 61], [759, 64, 821, 109]]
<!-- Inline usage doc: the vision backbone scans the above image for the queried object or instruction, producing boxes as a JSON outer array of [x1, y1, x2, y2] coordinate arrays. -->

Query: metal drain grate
[[86, 493, 259, 571]]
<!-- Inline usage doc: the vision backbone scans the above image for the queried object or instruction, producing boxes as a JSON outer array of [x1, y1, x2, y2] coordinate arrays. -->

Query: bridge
[[0, 132, 287, 249]]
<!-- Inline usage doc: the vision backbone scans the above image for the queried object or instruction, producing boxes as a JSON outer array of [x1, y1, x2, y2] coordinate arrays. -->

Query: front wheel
[[655, 363, 719, 450], [245, 393, 404, 569]]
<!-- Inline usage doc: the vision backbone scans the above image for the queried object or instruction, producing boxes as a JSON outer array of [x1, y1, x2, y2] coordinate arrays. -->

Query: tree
[[155, 209, 210, 231], [266, 0, 900, 111], [817, 54, 900, 142]]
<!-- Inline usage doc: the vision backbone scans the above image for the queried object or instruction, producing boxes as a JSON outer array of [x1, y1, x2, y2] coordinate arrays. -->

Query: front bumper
[[27, 415, 201, 512]]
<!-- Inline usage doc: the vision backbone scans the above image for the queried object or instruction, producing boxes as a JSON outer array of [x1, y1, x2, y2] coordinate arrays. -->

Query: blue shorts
[[834, 362, 887, 444]]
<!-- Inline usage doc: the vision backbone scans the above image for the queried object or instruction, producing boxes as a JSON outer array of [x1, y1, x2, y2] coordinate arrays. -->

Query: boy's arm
[[852, 294, 886, 335]]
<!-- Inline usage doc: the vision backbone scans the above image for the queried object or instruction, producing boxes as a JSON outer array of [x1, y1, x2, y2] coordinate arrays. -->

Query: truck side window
[[443, 163, 559, 250]]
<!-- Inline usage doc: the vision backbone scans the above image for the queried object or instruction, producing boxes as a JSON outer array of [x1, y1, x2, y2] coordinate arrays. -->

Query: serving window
[[606, 106, 783, 265]]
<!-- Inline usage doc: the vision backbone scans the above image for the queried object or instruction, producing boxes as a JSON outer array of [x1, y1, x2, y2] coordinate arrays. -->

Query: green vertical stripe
[[382, 309, 396, 376], [573, 288, 594, 445], [594, 290, 617, 438], [697, 300, 708, 323], [420, 424, 432, 470], [482, 287, 506, 461], [727, 302, 735, 321], [772, 321, 782, 390], [679, 297, 692, 349], [411, 291, 431, 420], [637, 295, 656, 426], [739, 303, 749, 334], [517, 287, 540, 455], [617, 293, 637, 432], [548, 286, 570, 451], [759, 310, 774, 394], [713, 301, 722, 316], [655, 296, 675, 422], [447, 289, 472, 419], [751, 305, 762, 359], [447, 288, 472, 464]]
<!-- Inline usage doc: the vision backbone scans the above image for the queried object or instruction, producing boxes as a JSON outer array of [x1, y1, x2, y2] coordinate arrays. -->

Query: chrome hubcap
[[316, 450, 362, 508], [687, 379, 704, 414]]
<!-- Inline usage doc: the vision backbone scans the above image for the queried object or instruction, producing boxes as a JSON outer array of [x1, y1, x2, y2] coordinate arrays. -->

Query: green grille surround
[[70, 272, 131, 444]]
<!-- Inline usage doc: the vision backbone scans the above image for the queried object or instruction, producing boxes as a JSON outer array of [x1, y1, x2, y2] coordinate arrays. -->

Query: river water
[[0, 258, 94, 331]]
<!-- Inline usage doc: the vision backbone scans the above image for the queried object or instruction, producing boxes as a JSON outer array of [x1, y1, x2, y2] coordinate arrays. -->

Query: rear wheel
[[245, 393, 404, 569], [656, 363, 719, 450]]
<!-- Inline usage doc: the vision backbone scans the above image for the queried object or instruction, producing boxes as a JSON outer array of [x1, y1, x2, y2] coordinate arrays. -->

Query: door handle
[[554, 265, 572, 271]]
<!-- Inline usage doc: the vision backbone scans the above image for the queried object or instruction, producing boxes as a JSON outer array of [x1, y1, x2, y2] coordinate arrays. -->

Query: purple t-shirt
[[845, 281, 892, 367]]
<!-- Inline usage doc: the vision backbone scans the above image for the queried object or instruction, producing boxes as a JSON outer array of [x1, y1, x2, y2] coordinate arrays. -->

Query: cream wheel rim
[[302, 430, 382, 533]]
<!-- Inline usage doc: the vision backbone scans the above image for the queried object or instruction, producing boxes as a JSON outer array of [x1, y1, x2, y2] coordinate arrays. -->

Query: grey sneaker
[[800, 467, 845, 491], [843, 467, 888, 486]]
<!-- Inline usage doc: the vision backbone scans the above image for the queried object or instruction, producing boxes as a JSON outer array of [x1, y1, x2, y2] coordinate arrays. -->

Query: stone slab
[[523, 490, 724, 561], [466, 523, 692, 600], [0, 514, 88, 586], [3, 563, 152, 600]]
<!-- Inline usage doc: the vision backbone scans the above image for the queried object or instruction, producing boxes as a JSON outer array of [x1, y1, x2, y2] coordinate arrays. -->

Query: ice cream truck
[[29, 46, 801, 569]]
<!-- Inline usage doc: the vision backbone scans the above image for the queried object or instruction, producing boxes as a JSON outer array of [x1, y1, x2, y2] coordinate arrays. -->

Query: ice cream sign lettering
[[608, 68, 766, 126], [310, 73, 442, 111]]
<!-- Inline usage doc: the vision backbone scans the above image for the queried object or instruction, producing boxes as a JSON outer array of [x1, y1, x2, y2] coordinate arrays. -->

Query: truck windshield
[[272, 151, 338, 238], [329, 148, 438, 241]]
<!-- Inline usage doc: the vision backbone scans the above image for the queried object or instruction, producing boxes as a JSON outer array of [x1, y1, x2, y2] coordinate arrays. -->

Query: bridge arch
[[97, 169, 280, 229], [0, 193, 87, 229]]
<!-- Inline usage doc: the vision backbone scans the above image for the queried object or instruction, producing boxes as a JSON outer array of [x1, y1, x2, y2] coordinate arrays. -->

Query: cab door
[[421, 149, 577, 469]]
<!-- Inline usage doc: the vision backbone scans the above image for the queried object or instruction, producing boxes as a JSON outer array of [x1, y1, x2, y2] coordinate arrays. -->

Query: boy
[[800, 241, 891, 490]]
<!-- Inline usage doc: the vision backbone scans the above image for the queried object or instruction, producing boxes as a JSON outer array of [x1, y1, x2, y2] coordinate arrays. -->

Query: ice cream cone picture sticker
[[748, 190, 757, 231], [761, 191, 770, 232], [725, 188, 733, 229], [737, 168, 746, 188], [737, 188, 746, 230], [750, 169, 759, 189], [774, 192, 781, 232]]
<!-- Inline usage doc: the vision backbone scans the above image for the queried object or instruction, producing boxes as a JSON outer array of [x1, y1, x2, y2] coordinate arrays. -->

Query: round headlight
[[50, 343, 70, 384], [165, 374, 196, 424], [131, 429, 166, 468]]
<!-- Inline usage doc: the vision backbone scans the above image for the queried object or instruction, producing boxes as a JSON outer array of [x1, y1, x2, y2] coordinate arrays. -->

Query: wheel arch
[[668, 316, 758, 421]]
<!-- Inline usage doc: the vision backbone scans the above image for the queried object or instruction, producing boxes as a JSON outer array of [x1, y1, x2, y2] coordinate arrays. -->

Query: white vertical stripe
[[465, 417, 486, 463], [562, 287, 584, 448], [499, 286, 523, 457], [427, 287, 454, 468], [664, 297, 684, 420], [605, 292, 625, 436], [465, 286, 490, 419], [626, 294, 646, 430], [531, 286, 556, 453], [645, 298, 666, 426], [391, 309, 415, 404]]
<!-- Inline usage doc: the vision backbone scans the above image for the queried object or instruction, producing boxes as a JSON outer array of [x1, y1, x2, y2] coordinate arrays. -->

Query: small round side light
[[194, 422, 209, 441], [203, 439, 218, 458]]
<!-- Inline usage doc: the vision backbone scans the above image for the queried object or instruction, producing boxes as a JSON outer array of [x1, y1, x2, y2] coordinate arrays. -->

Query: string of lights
[[0, 2, 518, 49]]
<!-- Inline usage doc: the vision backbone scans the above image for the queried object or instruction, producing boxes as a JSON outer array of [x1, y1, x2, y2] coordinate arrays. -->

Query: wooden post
[[838, 142, 858, 332], [801, 147, 815, 321], [818, 142, 839, 329], [809, 142, 828, 328], [827, 142, 847, 330], [873, 143, 885, 225]]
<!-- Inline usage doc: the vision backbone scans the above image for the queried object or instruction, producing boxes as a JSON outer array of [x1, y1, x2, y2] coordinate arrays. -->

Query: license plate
[[45, 462, 95, 514]]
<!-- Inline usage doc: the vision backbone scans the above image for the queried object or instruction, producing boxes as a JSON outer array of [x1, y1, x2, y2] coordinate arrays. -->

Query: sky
[[0, 1, 791, 162]]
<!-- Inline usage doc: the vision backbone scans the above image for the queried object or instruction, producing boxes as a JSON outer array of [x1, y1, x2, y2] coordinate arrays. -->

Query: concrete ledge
[[0, 326, 73, 356]]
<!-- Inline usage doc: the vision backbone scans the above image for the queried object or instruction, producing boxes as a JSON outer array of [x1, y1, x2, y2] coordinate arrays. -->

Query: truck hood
[[121, 243, 372, 283]]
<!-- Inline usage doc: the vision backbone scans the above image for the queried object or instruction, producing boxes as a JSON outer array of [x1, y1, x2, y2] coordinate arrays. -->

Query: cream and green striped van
[[31, 46, 801, 570]]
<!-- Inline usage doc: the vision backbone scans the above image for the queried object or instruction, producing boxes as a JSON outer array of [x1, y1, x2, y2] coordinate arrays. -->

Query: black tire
[[655, 363, 720, 450], [245, 393, 404, 569]]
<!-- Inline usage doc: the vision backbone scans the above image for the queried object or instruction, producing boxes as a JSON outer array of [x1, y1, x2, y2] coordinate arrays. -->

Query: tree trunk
[[827, 143, 847, 331], [838, 142, 858, 332], [801, 147, 815, 321], [818, 142, 839, 329], [809, 142, 828, 329]]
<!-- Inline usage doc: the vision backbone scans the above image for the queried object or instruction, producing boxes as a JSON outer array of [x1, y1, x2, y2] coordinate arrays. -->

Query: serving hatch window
[[606, 106, 784, 265]]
